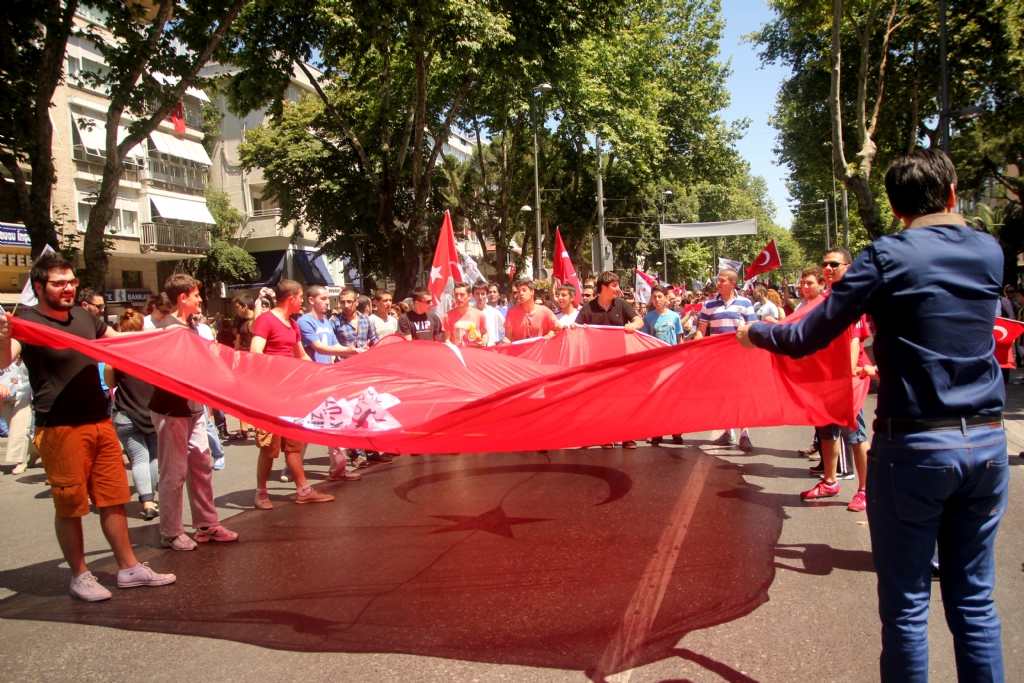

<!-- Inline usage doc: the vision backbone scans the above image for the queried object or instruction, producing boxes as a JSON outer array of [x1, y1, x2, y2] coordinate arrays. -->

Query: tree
[[1, 0, 80, 257], [189, 188, 256, 296], [756, 0, 1024, 254], [226, 0, 622, 299], [76, 0, 248, 288]]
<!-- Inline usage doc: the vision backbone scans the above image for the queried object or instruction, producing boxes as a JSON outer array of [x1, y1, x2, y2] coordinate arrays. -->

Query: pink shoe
[[194, 526, 239, 543], [847, 489, 867, 512], [801, 480, 840, 500]]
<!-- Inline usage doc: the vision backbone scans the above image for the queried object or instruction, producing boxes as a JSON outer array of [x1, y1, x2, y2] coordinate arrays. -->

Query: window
[[66, 56, 81, 83], [76, 5, 109, 25], [252, 196, 263, 213], [122, 270, 142, 288], [120, 209, 138, 236], [77, 202, 91, 233]]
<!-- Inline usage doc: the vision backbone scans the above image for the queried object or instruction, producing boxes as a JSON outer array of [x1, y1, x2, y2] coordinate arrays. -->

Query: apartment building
[[41, 6, 216, 319]]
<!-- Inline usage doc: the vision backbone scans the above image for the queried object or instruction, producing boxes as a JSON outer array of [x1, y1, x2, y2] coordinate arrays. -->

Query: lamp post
[[817, 199, 831, 251], [531, 82, 552, 280], [661, 190, 672, 281], [352, 233, 367, 294]]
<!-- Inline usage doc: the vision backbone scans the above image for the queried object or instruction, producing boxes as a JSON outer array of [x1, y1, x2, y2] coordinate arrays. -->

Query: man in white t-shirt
[[554, 284, 578, 327], [472, 282, 505, 346], [369, 290, 399, 339]]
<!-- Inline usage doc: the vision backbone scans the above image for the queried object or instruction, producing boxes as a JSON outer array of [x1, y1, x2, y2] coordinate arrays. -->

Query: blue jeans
[[866, 423, 1009, 683], [112, 411, 159, 503], [204, 407, 223, 460]]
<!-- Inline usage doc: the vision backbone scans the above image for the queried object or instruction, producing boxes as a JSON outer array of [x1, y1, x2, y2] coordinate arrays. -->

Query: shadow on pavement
[[0, 447, 788, 681]]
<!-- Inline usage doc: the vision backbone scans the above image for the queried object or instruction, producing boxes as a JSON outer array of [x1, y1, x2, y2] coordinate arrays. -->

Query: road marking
[[593, 454, 711, 682]]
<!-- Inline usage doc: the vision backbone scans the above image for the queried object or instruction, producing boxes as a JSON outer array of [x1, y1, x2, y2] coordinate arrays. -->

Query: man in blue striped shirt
[[695, 269, 756, 451]]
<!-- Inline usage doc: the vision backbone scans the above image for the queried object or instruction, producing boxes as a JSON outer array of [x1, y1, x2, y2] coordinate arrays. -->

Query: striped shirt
[[700, 294, 755, 335]]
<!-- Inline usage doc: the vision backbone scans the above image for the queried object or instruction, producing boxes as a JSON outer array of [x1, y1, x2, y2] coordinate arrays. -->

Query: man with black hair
[[443, 282, 488, 347], [472, 282, 505, 345], [0, 252, 175, 600], [575, 272, 642, 449], [738, 149, 1008, 683], [150, 273, 239, 550], [76, 286, 105, 319], [399, 287, 443, 341], [502, 278, 557, 343], [555, 284, 578, 327]]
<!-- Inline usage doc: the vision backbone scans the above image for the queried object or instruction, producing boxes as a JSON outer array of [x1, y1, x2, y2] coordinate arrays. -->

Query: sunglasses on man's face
[[822, 261, 846, 269]]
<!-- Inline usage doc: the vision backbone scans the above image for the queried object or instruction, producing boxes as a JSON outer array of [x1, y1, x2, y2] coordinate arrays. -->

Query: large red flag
[[10, 314, 858, 454], [551, 228, 582, 306], [744, 239, 782, 279], [429, 211, 466, 315], [993, 316, 1024, 368]]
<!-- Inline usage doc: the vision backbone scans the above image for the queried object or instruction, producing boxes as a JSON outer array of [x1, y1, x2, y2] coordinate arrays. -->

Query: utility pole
[[595, 132, 607, 272], [841, 187, 850, 251], [531, 83, 551, 280], [939, 0, 950, 155]]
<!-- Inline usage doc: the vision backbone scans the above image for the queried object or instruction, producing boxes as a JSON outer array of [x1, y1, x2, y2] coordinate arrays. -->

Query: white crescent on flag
[[994, 325, 1008, 341], [756, 251, 771, 267]]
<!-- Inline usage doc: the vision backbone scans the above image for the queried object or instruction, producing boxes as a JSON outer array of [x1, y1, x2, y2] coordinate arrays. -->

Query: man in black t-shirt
[[574, 271, 643, 331], [573, 271, 643, 450], [399, 286, 443, 341], [0, 251, 175, 602]]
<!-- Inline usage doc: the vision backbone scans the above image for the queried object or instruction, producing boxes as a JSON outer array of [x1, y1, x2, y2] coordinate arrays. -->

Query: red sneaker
[[801, 480, 840, 500], [847, 489, 867, 512]]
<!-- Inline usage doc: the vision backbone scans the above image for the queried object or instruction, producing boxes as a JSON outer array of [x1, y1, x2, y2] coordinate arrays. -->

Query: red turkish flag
[[170, 102, 186, 133], [744, 239, 781, 279], [550, 228, 582, 306], [429, 211, 466, 315], [993, 316, 1024, 368]]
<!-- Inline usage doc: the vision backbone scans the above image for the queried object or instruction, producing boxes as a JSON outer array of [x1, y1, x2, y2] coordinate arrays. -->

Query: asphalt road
[[0, 392, 1021, 683]]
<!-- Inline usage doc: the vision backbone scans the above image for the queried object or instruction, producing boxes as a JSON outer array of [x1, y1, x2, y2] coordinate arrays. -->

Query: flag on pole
[[17, 244, 57, 308], [429, 211, 466, 316], [634, 269, 656, 304], [551, 228, 582, 307], [744, 239, 782, 279]]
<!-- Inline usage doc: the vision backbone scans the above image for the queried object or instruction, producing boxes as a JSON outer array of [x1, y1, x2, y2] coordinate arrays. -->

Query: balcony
[[145, 158, 207, 194], [141, 222, 211, 255], [72, 145, 142, 183], [244, 209, 283, 238]]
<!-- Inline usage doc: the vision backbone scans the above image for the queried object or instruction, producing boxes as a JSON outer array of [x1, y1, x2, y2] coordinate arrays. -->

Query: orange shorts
[[254, 428, 305, 459], [34, 420, 131, 518]]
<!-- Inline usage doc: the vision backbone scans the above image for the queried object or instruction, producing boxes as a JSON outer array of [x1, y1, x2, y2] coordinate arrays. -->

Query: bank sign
[[106, 289, 153, 304], [0, 224, 30, 248]]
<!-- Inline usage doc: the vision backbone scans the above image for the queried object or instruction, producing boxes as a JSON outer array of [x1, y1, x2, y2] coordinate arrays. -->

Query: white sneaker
[[70, 571, 112, 602], [117, 562, 176, 589], [710, 430, 736, 446], [212, 457, 225, 471]]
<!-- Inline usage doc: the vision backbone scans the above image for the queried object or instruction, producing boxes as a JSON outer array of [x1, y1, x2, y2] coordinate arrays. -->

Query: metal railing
[[140, 222, 211, 254], [72, 145, 142, 182], [145, 159, 207, 191]]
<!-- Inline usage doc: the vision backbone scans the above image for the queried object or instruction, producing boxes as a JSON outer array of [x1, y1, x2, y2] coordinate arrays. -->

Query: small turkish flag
[[744, 239, 781, 279], [429, 211, 466, 316], [993, 316, 1024, 368], [550, 228, 582, 307]]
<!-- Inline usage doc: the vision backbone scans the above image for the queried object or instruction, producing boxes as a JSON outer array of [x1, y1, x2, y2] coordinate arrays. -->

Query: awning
[[150, 194, 216, 225], [294, 251, 335, 286], [149, 72, 211, 102], [228, 250, 285, 290], [72, 113, 145, 158], [149, 130, 212, 165]]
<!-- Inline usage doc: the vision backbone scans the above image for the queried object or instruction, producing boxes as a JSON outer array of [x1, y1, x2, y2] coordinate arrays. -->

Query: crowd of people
[[0, 147, 1013, 682]]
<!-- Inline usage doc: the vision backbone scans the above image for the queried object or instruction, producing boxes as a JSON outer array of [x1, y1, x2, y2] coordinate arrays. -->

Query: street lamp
[[817, 199, 831, 251], [661, 190, 673, 281], [531, 82, 552, 280]]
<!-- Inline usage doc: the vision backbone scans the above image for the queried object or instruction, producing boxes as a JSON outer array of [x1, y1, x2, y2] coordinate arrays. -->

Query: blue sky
[[718, 0, 793, 227]]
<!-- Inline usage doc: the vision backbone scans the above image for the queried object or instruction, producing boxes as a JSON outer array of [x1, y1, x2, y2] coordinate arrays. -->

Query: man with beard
[[0, 252, 175, 600]]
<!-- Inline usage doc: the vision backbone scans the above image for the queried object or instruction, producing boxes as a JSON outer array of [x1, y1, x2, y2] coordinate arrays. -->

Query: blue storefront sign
[[0, 223, 31, 248], [106, 289, 153, 304]]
